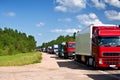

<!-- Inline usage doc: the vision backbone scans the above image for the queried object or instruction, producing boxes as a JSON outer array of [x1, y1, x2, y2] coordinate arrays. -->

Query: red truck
[[63, 42, 76, 58], [75, 24, 120, 69]]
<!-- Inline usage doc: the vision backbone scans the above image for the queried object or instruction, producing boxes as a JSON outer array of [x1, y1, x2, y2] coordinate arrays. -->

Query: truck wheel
[[86, 60, 89, 66], [93, 60, 97, 69], [58, 53, 61, 57], [64, 53, 68, 59], [118, 67, 120, 70], [74, 55, 78, 61]]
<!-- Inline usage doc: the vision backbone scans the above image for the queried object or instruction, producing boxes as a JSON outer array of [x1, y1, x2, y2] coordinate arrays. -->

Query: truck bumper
[[97, 64, 120, 68], [97, 58, 120, 68]]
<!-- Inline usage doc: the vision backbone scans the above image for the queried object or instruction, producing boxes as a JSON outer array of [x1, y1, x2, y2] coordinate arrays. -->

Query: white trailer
[[75, 24, 92, 65]]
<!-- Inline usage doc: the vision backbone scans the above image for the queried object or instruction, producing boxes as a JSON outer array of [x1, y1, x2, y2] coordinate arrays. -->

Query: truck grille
[[103, 53, 120, 56], [103, 58, 120, 65]]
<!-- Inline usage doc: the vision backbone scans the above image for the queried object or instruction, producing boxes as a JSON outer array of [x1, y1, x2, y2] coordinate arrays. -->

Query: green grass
[[0, 52, 42, 66]]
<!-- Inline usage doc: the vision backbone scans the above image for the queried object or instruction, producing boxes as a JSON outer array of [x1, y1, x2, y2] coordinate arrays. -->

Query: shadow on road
[[50, 55, 120, 70], [87, 74, 120, 80], [50, 54, 120, 80], [50, 55, 92, 70], [57, 61, 80, 69]]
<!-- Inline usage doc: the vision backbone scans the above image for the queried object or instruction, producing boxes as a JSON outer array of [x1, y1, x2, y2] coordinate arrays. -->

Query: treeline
[[41, 33, 76, 48], [0, 27, 36, 56]]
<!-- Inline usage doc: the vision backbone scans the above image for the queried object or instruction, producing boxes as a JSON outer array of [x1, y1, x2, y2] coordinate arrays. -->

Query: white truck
[[52, 44, 59, 55]]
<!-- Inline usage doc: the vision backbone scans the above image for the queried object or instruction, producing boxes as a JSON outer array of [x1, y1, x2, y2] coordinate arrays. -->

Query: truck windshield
[[68, 43, 76, 48], [98, 36, 120, 46]]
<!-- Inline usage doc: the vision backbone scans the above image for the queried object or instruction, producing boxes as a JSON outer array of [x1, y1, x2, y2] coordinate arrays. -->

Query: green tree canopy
[[0, 27, 36, 56], [41, 33, 75, 48]]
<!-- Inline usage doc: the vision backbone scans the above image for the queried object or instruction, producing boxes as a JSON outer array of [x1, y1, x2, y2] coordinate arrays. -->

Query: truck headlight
[[99, 58, 103, 64]]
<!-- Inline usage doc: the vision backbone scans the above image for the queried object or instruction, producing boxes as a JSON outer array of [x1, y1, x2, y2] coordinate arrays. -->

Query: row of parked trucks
[[42, 24, 120, 69], [42, 44, 59, 54], [42, 42, 76, 58]]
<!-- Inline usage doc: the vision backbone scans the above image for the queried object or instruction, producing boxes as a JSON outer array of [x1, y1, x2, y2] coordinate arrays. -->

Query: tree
[[0, 27, 36, 55], [41, 33, 75, 48], [27, 35, 36, 51]]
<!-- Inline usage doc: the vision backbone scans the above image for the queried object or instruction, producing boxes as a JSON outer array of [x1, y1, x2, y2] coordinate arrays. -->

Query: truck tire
[[58, 53, 61, 58], [75, 55, 81, 62], [118, 67, 120, 70], [64, 53, 68, 59], [86, 60, 89, 66], [92, 59, 98, 69]]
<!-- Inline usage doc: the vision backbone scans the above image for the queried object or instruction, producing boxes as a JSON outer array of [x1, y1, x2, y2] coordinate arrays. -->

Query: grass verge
[[0, 52, 42, 66]]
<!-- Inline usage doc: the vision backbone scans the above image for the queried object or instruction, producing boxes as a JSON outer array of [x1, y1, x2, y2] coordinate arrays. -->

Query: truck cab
[[58, 42, 66, 57], [92, 26, 120, 68], [52, 44, 59, 54], [64, 42, 76, 58]]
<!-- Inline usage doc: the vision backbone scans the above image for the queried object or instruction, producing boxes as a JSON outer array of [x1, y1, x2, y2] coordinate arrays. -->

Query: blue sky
[[0, 0, 120, 46]]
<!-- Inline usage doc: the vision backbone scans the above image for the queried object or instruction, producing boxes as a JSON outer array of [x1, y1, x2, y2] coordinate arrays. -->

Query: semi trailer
[[75, 24, 120, 69]]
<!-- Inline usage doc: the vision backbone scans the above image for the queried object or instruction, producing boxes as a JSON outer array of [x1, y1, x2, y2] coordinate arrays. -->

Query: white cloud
[[54, 0, 120, 12], [51, 28, 81, 33], [91, 0, 106, 9], [89, 0, 120, 9], [55, 0, 86, 12], [104, 0, 120, 8], [3, 12, 16, 17], [58, 18, 72, 22], [55, 6, 67, 12], [76, 13, 103, 26], [36, 22, 45, 27], [104, 10, 120, 20]]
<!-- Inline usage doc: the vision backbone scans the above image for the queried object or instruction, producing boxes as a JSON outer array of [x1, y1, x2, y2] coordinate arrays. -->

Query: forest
[[0, 27, 36, 56], [41, 32, 76, 48]]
